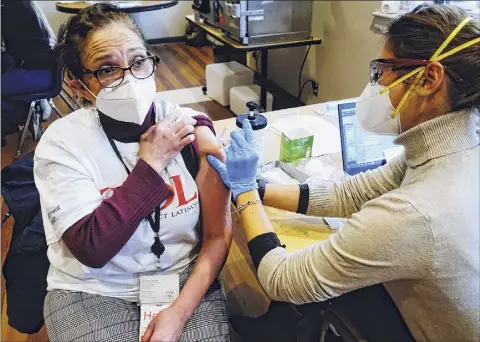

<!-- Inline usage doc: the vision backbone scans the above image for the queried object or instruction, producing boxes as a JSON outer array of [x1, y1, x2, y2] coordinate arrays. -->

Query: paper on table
[[324, 217, 344, 230], [261, 167, 300, 185], [315, 97, 359, 116], [383, 146, 404, 162]]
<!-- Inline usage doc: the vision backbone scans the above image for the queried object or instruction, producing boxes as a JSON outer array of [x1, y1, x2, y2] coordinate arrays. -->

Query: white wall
[[34, 1, 72, 36], [132, 1, 193, 40], [34, 1, 192, 40], [266, 1, 385, 104]]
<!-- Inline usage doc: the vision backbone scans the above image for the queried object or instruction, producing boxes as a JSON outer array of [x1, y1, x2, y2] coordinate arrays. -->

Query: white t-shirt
[[34, 101, 203, 302]]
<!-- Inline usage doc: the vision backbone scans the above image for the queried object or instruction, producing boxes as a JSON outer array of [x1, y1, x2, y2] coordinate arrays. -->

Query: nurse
[[34, 3, 231, 342], [208, 4, 479, 341]]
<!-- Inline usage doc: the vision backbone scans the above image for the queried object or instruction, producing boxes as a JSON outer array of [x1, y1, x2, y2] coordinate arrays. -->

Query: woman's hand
[[207, 120, 259, 200], [141, 306, 187, 342], [140, 115, 197, 174]]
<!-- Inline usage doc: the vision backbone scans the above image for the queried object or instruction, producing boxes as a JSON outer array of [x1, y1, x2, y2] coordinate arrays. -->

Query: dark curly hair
[[387, 4, 479, 111], [54, 3, 147, 80]]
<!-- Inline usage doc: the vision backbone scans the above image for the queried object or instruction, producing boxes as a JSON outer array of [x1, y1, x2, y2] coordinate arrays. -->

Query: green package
[[280, 128, 314, 163]]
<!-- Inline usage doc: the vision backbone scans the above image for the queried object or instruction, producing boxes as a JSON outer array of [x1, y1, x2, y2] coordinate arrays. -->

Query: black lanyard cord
[[106, 134, 164, 259]]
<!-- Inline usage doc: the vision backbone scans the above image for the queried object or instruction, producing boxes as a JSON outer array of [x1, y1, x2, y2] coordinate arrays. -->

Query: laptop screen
[[338, 102, 397, 176]]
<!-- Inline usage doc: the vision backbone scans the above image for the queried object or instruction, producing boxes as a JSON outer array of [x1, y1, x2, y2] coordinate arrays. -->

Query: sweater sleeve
[[307, 154, 407, 218], [62, 160, 172, 268], [193, 114, 215, 135], [257, 192, 435, 305]]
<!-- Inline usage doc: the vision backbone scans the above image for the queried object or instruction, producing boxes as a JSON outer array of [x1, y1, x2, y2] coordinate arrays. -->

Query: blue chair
[[8, 60, 68, 155], [5, 3, 79, 155]]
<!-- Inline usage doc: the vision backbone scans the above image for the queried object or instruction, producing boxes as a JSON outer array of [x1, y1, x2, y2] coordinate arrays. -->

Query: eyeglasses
[[370, 58, 463, 85], [83, 53, 159, 88]]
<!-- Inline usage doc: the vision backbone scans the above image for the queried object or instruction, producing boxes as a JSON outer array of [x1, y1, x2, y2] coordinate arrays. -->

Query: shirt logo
[[99, 187, 114, 199], [159, 175, 197, 210], [47, 205, 61, 224]]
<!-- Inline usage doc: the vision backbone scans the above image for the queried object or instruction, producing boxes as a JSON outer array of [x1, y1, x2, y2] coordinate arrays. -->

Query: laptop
[[338, 102, 397, 176]]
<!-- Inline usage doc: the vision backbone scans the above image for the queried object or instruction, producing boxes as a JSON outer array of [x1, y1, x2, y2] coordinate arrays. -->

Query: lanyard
[[105, 116, 165, 260]]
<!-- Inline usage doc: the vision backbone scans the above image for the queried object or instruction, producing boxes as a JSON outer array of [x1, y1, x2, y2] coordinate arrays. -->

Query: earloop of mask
[[377, 16, 479, 119], [78, 79, 98, 100]]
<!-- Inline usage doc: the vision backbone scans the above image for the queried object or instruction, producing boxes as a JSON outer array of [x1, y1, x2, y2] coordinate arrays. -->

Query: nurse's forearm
[[237, 190, 286, 270], [237, 190, 275, 242], [262, 184, 300, 212], [262, 184, 309, 214]]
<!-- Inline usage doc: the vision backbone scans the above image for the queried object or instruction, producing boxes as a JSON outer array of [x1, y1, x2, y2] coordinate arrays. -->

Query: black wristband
[[257, 178, 266, 202], [297, 183, 309, 214], [248, 232, 283, 269]]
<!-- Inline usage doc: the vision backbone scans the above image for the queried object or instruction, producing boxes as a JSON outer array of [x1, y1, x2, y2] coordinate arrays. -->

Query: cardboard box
[[280, 128, 314, 163]]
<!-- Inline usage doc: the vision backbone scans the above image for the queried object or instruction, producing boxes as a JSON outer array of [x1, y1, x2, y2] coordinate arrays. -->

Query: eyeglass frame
[[370, 58, 463, 85], [82, 52, 160, 88]]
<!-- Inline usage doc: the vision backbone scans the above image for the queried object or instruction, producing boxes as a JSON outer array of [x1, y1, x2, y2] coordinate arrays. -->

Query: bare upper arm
[[194, 126, 231, 238], [194, 125, 226, 162]]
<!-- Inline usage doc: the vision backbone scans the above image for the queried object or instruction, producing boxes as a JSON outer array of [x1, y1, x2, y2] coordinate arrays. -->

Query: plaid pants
[[44, 264, 230, 342]]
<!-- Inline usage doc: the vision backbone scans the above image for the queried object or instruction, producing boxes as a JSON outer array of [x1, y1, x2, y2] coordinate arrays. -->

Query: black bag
[[2, 152, 49, 334]]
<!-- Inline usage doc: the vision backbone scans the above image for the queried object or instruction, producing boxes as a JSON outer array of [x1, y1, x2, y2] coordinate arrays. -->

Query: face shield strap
[[377, 16, 478, 119]]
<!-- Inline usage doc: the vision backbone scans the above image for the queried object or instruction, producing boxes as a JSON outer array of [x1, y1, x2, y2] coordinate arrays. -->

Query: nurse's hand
[[141, 306, 186, 342], [140, 115, 197, 174], [207, 120, 259, 200]]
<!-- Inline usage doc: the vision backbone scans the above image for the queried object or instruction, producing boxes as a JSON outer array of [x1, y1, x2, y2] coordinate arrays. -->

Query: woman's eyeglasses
[[83, 53, 160, 88], [370, 58, 463, 86]]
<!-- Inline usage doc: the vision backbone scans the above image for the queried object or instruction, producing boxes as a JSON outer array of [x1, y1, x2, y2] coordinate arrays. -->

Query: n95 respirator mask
[[356, 83, 401, 136], [82, 75, 156, 125]]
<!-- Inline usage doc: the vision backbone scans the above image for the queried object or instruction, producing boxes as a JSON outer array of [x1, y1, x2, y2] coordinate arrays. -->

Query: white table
[[213, 101, 353, 170]]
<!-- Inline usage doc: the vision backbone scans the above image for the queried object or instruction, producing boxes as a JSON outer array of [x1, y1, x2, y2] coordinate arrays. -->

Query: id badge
[[139, 273, 179, 305], [139, 274, 179, 342]]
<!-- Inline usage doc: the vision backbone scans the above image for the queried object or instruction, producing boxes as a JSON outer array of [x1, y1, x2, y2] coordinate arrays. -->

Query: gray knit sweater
[[258, 110, 479, 342]]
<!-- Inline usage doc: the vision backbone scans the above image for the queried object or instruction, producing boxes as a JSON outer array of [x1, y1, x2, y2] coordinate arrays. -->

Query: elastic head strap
[[377, 16, 476, 118], [379, 35, 480, 96]]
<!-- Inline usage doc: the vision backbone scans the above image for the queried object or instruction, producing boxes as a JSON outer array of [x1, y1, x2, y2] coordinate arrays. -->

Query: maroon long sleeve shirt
[[62, 109, 215, 268]]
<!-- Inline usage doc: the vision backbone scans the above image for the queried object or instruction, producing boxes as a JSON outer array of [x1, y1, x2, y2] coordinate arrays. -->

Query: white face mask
[[83, 75, 156, 124], [355, 83, 401, 136]]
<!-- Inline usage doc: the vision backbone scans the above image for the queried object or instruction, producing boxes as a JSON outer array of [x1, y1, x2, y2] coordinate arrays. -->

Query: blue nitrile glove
[[207, 120, 259, 200]]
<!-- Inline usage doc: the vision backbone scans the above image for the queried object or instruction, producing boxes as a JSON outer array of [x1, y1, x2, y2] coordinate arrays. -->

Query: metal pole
[[260, 49, 268, 110]]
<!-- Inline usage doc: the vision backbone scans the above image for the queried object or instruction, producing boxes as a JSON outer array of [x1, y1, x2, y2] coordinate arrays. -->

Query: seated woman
[[33, 4, 232, 342], [209, 4, 479, 342]]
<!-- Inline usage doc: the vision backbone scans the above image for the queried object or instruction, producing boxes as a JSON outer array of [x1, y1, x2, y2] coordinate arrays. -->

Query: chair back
[[31, 1, 57, 48], [31, 0, 65, 98], [6, 1, 65, 102]]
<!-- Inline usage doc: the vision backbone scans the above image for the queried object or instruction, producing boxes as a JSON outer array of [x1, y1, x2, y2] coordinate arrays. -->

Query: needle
[[219, 127, 227, 141]]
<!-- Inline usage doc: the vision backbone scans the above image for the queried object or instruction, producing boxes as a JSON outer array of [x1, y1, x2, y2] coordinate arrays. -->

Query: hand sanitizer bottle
[[236, 101, 268, 165]]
